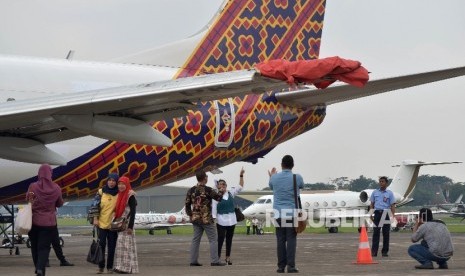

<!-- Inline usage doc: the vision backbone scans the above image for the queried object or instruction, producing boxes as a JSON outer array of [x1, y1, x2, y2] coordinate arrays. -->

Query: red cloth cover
[[255, 56, 369, 89]]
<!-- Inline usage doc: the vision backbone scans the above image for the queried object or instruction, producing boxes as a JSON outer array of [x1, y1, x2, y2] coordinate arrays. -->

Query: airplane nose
[[242, 206, 254, 217]]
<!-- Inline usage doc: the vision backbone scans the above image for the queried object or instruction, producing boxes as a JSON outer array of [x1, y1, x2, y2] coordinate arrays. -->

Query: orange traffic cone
[[353, 225, 378, 264]]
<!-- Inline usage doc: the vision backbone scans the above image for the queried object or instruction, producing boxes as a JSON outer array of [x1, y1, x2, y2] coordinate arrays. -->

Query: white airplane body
[[242, 160, 461, 232], [0, 0, 465, 205], [134, 208, 190, 234]]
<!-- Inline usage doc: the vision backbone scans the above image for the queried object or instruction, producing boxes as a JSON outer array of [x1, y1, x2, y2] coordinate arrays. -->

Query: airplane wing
[[449, 212, 465, 218], [0, 70, 282, 141], [275, 66, 465, 107], [0, 70, 290, 164], [0, 56, 367, 165]]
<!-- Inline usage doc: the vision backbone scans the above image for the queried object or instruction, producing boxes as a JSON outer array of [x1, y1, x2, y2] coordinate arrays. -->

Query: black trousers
[[97, 228, 118, 270], [217, 224, 236, 258], [29, 225, 56, 274], [252, 225, 258, 235], [372, 210, 391, 255], [49, 227, 65, 263]]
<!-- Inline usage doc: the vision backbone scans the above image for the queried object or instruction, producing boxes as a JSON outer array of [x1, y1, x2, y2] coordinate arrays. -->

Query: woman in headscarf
[[26, 164, 64, 276], [113, 176, 139, 274], [92, 173, 119, 274]]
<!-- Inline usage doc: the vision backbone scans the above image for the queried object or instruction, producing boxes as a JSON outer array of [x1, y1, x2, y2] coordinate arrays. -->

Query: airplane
[[439, 194, 463, 211], [422, 193, 463, 212], [0, 0, 465, 206], [134, 207, 190, 235], [445, 194, 465, 220], [242, 160, 461, 233]]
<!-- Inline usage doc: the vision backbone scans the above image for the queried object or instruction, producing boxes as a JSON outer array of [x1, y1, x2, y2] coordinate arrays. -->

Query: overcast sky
[[1, 0, 464, 191]]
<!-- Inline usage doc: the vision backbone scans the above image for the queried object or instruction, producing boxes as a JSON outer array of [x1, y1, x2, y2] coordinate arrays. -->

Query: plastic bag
[[15, 203, 32, 235]]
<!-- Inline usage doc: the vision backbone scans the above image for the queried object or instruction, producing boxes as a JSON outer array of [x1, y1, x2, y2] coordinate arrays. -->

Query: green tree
[[410, 175, 453, 206], [348, 175, 377, 192], [304, 182, 335, 190]]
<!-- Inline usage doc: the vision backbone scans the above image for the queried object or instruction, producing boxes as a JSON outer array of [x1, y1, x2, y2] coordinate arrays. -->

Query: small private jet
[[134, 207, 190, 235]]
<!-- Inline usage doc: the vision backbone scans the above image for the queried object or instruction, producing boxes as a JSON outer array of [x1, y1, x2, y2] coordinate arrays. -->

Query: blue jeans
[[408, 243, 449, 266]]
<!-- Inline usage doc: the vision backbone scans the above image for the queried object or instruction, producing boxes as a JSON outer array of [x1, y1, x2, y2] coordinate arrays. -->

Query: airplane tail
[[389, 160, 462, 205], [177, 206, 186, 216], [116, 0, 327, 77], [454, 194, 463, 204]]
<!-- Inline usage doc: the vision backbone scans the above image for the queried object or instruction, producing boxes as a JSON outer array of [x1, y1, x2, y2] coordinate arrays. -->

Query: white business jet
[[242, 160, 461, 233]]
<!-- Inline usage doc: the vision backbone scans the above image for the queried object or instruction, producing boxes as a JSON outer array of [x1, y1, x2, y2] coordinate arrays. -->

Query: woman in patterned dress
[[113, 176, 138, 274]]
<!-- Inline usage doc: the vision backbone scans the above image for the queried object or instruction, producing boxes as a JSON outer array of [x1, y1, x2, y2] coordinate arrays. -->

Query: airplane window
[[305, 202, 310, 208], [332, 201, 337, 207], [265, 199, 272, 204], [323, 201, 328, 207], [314, 202, 319, 207], [256, 199, 266, 204], [341, 201, 346, 206]]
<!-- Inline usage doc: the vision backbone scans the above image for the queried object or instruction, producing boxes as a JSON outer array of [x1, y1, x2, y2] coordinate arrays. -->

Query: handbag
[[235, 207, 245, 222], [15, 203, 32, 235], [293, 174, 306, 234], [110, 216, 128, 232], [110, 196, 132, 232], [87, 227, 104, 265]]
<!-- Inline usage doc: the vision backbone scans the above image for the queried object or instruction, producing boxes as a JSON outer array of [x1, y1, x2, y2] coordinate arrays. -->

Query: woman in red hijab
[[113, 176, 139, 274]]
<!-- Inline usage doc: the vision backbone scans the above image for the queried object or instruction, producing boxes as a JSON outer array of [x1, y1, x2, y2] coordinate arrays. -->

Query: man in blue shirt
[[269, 155, 304, 273], [370, 176, 396, 257]]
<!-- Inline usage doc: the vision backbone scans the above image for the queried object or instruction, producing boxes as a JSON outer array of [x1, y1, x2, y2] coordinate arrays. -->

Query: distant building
[[58, 185, 254, 217]]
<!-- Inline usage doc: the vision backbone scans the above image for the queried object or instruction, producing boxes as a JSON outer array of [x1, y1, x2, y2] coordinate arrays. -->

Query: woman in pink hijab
[[26, 164, 63, 276]]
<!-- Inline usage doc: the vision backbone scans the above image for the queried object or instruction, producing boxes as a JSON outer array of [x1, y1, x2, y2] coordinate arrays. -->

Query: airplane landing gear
[[328, 227, 338, 233]]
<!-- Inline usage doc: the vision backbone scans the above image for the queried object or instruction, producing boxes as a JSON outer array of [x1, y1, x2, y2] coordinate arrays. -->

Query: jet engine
[[359, 189, 375, 206]]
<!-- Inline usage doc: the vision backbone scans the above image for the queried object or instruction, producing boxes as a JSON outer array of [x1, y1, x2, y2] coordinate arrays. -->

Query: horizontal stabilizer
[[392, 160, 463, 167], [389, 160, 462, 204], [276, 66, 465, 107]]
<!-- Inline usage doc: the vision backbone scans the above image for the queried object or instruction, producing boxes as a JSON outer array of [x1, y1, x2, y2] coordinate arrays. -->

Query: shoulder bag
[[110, 215, 129, 232], [293, 174, 306, 234], [235, 207, 245, 222], [110, 201, 131, 232]]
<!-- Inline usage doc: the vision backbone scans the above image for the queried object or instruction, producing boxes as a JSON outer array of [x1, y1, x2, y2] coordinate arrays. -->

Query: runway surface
[[1, 230, 464, 275]]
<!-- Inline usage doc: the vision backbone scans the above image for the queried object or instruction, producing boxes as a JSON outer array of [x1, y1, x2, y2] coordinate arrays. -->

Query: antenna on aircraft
[[66, 50, 74, 60]]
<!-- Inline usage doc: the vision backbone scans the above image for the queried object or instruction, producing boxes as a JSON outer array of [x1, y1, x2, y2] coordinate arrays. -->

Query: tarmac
[[1, 227, 464, 275]]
